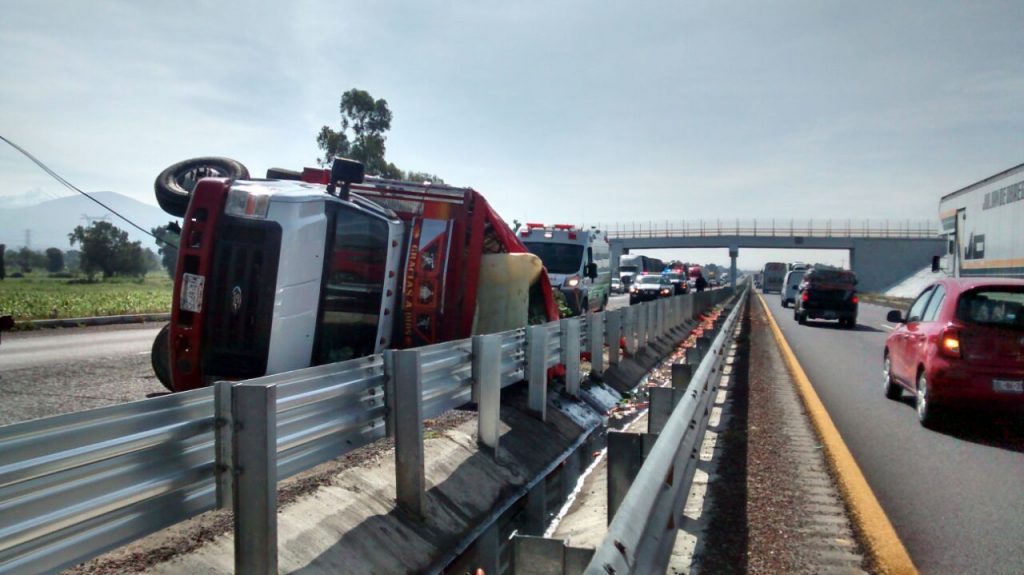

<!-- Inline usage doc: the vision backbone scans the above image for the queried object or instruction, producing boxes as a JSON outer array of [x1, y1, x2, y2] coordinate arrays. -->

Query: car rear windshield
[[523, 242, 584, 274], [665, 273, 683, 281], [807, 269, 856, 284], [956, 288, 1024, 330]]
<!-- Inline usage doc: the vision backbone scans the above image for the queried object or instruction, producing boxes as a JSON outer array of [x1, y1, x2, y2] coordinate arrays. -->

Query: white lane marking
[[880, 324, 894, 331]]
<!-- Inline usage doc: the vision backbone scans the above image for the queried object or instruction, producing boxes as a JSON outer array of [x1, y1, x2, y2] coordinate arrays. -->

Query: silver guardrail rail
[[0, 288, 734, 574], [585, 286, 747, 574]]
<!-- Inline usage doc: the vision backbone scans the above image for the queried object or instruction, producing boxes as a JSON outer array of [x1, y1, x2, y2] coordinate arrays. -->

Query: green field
[[0, 273, 173, 322]]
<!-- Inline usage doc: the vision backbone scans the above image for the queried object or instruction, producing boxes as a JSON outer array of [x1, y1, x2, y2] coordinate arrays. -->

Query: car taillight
[[801, 291, 809, 302], [851, 295, 859, 304], [660, 288, 670, 295], [940, 326, 961, 358]]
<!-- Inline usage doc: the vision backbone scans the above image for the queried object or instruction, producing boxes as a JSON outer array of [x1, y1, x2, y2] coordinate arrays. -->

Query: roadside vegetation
[[0, 272, 172, 322]]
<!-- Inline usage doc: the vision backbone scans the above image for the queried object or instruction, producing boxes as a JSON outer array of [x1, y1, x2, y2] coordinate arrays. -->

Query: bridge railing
[[0, 287, 734, 575], [598, 218, 940, 239]]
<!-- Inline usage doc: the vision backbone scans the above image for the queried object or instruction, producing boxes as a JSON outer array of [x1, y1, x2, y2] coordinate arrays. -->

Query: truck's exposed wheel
[[154, 157, 250, 217], [151, 323, 174, 392]]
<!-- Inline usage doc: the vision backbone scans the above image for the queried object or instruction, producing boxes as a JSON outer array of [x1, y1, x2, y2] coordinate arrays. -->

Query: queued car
[[781, 269, 807, 308], [882, 278, 1024, 427], [663, 272, 689, 295], [629, 274, 673, 304], [611, 277, 624, 294], [794, 267, 858, 328]]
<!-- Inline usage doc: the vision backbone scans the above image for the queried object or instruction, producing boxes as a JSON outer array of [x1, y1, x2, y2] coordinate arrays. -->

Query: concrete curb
[[17, 313, 170, 329]]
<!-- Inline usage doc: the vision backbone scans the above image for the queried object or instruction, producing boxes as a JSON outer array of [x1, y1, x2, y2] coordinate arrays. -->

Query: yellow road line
[[755, 292, 918, 575]]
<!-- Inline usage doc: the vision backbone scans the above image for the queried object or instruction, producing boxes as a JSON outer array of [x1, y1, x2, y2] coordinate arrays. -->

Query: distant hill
[[0, 192, 175, 251]]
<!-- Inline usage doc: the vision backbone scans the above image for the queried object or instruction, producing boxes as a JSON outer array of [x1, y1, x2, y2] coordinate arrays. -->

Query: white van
[[781, 269, 806, 308], [519, 224, 611, 315]]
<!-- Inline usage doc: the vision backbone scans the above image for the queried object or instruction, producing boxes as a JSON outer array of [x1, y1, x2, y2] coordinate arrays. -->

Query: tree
[[44, 248, 64, 273], [68, 221, 147, 280], [316, 88, 439, 181], [151, 222, 181, 278], [16, 247, 36, 273]]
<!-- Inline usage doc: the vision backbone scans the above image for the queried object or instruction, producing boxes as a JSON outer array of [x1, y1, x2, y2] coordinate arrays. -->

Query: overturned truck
[[152, 157, 559, 392]]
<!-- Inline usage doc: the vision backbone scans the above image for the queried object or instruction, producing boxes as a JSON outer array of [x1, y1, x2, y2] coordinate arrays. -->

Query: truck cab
[[154, 157, 559, 392], [519, 224, 611, 316]]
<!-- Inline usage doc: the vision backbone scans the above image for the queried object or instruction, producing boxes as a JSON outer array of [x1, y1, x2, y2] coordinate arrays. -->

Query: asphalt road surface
[[0, 323, 167, 426], [760, 291, 1024, 575]]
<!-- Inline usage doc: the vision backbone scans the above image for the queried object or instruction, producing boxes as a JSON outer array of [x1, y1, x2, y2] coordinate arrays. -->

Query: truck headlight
[[564, 275, 581, 288], [225, 186, 271, 219]]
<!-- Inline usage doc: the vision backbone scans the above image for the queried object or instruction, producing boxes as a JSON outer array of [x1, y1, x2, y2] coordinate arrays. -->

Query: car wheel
[[846, 318, 857, 329], [916, 371, 940, 428], [154, 157, 250, 217], [882, 354, 901, 400], [151, 324, 174, 392], [797, 312, 807, 325], [781, 300, 788, 308]]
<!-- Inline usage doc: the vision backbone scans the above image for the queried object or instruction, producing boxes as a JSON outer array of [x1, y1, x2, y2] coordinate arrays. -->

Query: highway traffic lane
[[761, 294, 1024, 575], [0, 324, 167, 426], [0, 323, 163, 370]]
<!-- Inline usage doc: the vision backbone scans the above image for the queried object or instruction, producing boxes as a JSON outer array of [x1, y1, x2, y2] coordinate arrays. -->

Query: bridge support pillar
[[729, 244, 738, 291]]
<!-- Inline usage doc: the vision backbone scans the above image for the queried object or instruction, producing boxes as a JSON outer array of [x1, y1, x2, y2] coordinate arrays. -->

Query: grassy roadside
[[858, 292, 913, 311], [0, 272, 172, 323]]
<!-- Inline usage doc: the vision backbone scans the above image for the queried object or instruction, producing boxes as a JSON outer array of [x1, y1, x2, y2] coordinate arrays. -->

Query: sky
[[2, 1, 1022, 269]]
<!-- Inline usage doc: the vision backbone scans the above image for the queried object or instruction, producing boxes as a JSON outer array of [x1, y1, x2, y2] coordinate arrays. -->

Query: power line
[[0, 134, 179, 249]]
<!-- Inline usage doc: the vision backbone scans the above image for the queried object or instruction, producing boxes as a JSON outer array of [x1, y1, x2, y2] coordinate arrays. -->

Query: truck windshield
[[523, 242, 584, 274], [315, 204, 390, 364]]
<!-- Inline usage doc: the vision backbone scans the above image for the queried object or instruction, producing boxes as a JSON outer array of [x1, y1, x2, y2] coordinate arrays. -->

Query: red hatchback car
[[883, 278, 1024, 427]]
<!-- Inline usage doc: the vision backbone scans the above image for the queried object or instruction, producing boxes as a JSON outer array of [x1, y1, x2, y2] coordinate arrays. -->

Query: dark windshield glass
[[315, 205, 390, 364], [524, 242, 584, 274], [957, 288, 1024, 330], [807, 269, 856, 284], [665, 273, 683, 281]]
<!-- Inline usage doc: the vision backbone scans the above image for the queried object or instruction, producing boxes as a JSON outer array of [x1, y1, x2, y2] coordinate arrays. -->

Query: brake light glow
[[801, 291, 809, 302], [940, 327, 961, 358], [660, 288, 670, 295], [851, 295, 859, 304]]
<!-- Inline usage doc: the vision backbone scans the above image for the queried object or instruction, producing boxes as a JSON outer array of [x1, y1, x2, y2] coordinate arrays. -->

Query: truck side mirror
[[886, 310, 904, 323], [586, 263, 598, 279]]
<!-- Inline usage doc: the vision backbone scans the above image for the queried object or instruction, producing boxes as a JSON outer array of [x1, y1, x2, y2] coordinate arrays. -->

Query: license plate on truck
[[993, 379, 1023, 393], [180, 273, 205, 313]]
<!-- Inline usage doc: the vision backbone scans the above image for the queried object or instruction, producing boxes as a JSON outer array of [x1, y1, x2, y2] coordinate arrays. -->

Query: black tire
[[846, 318, 857, 330], [154, 157, 250, 217], [882, 353, 901, 400], [151, 323, 174, 392], [797, 310, 807, 325], [581, 298, 589, 315], [916, 371, 940, 428]]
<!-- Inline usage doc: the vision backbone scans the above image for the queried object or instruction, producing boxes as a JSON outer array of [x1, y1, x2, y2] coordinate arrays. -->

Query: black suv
[[793, 267, 858, 329]]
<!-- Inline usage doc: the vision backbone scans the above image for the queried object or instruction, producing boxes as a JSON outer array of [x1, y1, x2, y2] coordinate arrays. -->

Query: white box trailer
[[939, 162, 1024, 278]]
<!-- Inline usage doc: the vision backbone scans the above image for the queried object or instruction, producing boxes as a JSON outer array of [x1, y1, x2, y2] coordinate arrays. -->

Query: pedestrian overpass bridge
[[600, 219, 945, 292]]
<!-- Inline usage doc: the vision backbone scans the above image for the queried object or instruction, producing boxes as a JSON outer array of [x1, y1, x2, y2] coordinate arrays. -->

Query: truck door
[[313, 203, 393, 365]]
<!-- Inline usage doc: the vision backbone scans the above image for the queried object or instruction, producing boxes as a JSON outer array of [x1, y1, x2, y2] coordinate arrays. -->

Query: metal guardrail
[[511, 283, 746, 574], [0, 389, 217, 575], [600, 218, 940, 239], [0, 289, 732, 574]]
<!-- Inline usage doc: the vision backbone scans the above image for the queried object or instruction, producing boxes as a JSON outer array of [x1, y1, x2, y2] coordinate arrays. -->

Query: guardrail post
[[473, 335, 502, 454], [671, 363, 692, 391], [648, 386, 679, 434], [561, 318, 581, 397], [232, 383, 278, 575], [623, 307, 636, 356], [512, 536, 596, 575], [215, 380, 235, 510], [606, 310, 621, 366], [683, 293, 694, 322], [588, 311, 604, 377], [697, 336, 712, 358], [526, 325, 548, 422], [686, 345, 702, 366], [607, 430, 656, 523], [392, 349, 426, 519], [637, 303, 648, 350]]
